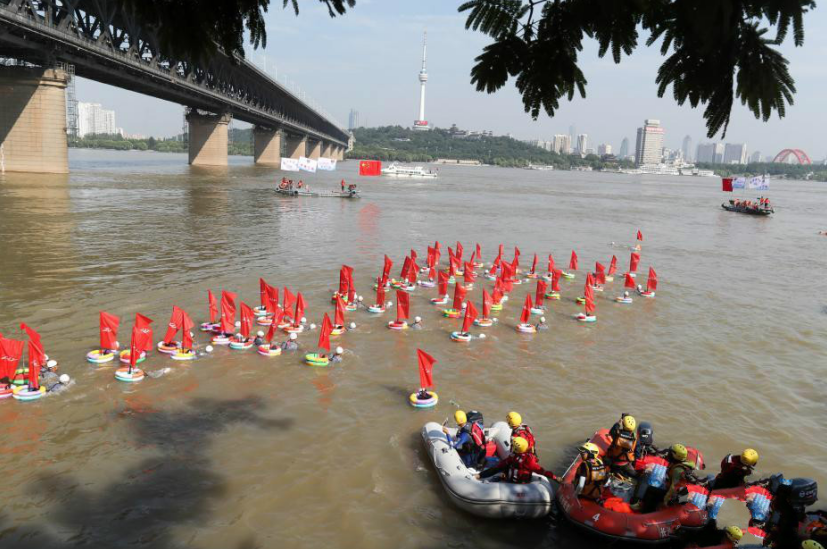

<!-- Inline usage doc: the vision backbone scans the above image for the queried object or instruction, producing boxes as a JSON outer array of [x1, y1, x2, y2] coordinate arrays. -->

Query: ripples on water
[[0, 149, 824, 548]]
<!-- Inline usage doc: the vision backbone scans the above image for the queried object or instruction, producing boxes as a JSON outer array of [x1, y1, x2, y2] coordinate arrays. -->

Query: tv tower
[[413, 31, 429, 130]]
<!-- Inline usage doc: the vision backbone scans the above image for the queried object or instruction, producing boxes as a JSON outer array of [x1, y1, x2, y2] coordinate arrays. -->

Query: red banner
[[208, 290, 218, 323], [220, 291, 237, 334], [99, 311, 120, 350], [396, 290, 409, 322], [318, 313, 332, 352], [722, 178, 733, 192], [461, 301, 478, 333], [417, 349, 436, 389], [569, 250, 578, 271], [358, 160, 382, 176]]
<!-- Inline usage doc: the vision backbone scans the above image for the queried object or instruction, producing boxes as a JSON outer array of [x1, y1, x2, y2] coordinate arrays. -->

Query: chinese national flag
[[722, 178, 734, 192], [358, 160, 382, 176]]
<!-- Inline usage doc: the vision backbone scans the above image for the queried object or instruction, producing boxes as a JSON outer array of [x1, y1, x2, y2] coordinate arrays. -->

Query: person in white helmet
[[536, 316, 549, 331], [48, 374, 72, 393], [330, 346, 344, 363], [411, 316, 423, 330], [280, 332, 299, 351], [253, 330, 265, 347]]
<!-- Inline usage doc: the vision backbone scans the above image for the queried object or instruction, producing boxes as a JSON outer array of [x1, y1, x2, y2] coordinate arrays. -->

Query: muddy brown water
[[0, 149, 824, 548]]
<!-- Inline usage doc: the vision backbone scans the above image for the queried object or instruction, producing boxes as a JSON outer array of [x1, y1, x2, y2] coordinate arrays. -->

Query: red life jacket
[[470, 422, 485, 447], [505, 453, 537, 484], [512, 425, 536, 452]]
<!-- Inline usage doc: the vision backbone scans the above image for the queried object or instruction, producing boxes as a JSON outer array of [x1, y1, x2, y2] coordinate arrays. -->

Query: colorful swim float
[[442, 309, 461, 318], [462, 283, 474, 291], [418, 280, 436, 288], [447, 276, 456, 284], [605, 276, 614, 282], [409, 391, 438, 408], [257, 344, 282, 357], [331, 325, 345, 336], [304, 353, 330, 367], [576, 314, 597, 323], [484, 273, 497, 281], [345, 302, 358, 311], [530, 306, 545, 315], [490, 302, 503, 311], [171, 349, 196, 361], [86, 349, 116, 364], [115, 367, 145, 382], [472, 261, 484, 269], [544, 292, 561, 300], [592, 285, 604, 292], [200, 322, 219, 332], [11, 369, 28, 386], [562, 272, 576, 279], [256, 316, 274, 326], [474, 318, 494, 327], [283, 324, 304, 334], [638, 290, 656, 298], [253, 306, 269, 317], [211, 333, 231, 345], [430, 296, 449, 305], [526, 272, 539, 279], [615, 297, 633, 304], [119, 350, 146, 364], [367, 305, 385, 313], [278, 319, 293, 329], [157, 341, 180, 354], [450, 332, 472, 342], [511, 279, 523, 285], [228, 338, 254, 350], [12, 385, 46, 401], [388, 321, 408, 330], [516, 323, 537, 334]]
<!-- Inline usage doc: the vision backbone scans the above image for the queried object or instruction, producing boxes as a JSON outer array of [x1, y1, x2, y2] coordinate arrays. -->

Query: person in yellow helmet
[[605, 413, 638, 478], [663, 443, 700, 506], [713, 449, 758, 489], [477, 436, 557, 484], [574, 442, 608, 502], [803, 541, 825, 549], [442, 410, 486, 469], [506, 411, 536, 456]]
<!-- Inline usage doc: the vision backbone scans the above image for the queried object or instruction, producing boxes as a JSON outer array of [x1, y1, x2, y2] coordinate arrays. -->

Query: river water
[[0, 149, 824, 549]]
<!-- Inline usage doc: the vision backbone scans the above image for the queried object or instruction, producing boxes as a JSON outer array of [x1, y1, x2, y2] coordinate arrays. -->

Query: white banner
[[747, 174, 769, 190], [732, 177, 746, 189], [317, 157, 337, 171], [298, 156, 317, 173], [280, 158, 299, 172]]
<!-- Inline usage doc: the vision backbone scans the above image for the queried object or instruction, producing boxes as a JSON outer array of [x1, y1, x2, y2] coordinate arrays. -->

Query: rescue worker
[[573, 442, 607, 502], [713, 449, 759, 489], [691, 525, 744, 548], [477, 437, 557, 483], [803, 542, 824, 549], [442, 410, 486, 469], [663, 443, 700, 506], [605, 414, 638, 478], [506, 411, 536, 455]]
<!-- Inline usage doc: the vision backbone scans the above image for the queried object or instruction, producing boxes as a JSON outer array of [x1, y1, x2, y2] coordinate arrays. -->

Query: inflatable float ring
[[526, 272, 539, 279], [171, 349, 196, 361], [253, 306, 269, 317], [639, 291, 656, 298], [331, 326, 345, 336], [490, 303, 503, 311], [367, 305, 385, 313], [86, 349, 116, 364], [211, 334, 231, 345], [119, 350, 146, 364], [450, 332, 472, 342], [544, 292, 561, 300], [516, 323, 537, 334], [304, 353, 330, 367], [345, 303, 358, 311], [605, 276, 614, 282], [576, 297, 586, 304], [418, 280, 436, 288], [12, 385, 46, 401], [388, 321, 408, 330], [283, 324, 304, 334], [200, 322, 220, 332], [442, 309, 461, 318], [484, 273, 497, 281], [115, 367, 145, 382], [257, 344, 282, 357], [576, 315, 597, 323], [256, 316, 274, 326], [0, 387, 14, 400], [156, 341, 180, 354], [228, 338, 254, 350], [562, 272, 576, 279], [474, 318, 494, 327], [409, 391, 438, 408], [277, 320, 292, 329], [615, 297, 633, 304], [430, 296, 449, 305], [530, 307, 545, 315]]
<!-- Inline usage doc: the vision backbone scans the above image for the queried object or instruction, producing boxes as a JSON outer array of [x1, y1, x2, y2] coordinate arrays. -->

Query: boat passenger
[[253, 331, 265, 347], [411, 316, 423, 330], [477, 437, 557, 483], [605, 414, 638, 478], [442, 410, 486, 469], [663, 443, 700, 506], [506, 412, 536, 455], [712, 449, 758, 489], [689, 525, 744, 549], [803, 542, 825, 549], [341, 179, 345, 192], [280, 332, 299, 351], [574, 442, 607, 502], [297, 180, 303, 189], [536, 316, 549, 331]]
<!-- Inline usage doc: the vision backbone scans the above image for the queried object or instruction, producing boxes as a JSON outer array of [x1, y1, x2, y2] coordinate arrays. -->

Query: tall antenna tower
[[413, 31, 430, 130]]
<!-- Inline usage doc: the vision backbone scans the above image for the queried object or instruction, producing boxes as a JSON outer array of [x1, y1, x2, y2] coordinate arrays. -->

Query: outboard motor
[[789, 478, 818, 507], [635, 421, 654, 461]]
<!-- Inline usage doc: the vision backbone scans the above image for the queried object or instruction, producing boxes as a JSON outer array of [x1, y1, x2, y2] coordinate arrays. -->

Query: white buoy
[[59, 373, 70, 384], [358, 296, 364, 302], [289, 333, 298, 340], [115, 341, 120, 348], [541, 317, 546, 323], [415, 316, 422, 323], [349, 322, 356, 329], [388, 301, 394, 307], [205, 345, 214, 353]]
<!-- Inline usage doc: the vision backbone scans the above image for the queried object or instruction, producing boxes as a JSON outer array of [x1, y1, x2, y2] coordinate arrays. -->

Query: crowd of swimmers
[[442, 410, 824, 549]]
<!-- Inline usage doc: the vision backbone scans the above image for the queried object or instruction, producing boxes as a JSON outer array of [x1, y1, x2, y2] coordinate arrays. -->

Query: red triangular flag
[[417, 349, 436, 389]]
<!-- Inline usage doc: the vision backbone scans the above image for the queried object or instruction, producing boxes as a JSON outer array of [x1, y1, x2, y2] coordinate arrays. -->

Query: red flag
[[629, 252, 640, 273], [410, 249, 418, 263], [358, 160, 382, 176], [265, 284, 279, 314], [294, 292, 306, 324], [375, 276, 386, 306], [535, 279, 547, 307], [636, 230, 644, 242], [259, 278, 268, 308], [647, 267, 658, 292], [551, 269, 562, 292], [624, 273, 636, 289], [208, 291, 218, 323], [265, 309, 280, 343], [530, 254, 538, 274], [449, 255, 461, 277], [463, 262, 476, 284], [456, 242, 464, 262], [406, 260, 418, 284], [520, 295, 532, 324], [428, 266, 436, 281], [722, 178, 734, 192], [21, 324, 45, 375], [99, 311, 119, 350], [426, 246, 436, 268], [163, 306, 184, 344], [475, 243, 482, 262], [0, 338, 24, 381], [595, 262, 606, 285], [488, 255, 500, 275], [584, 275, 595, 301], [19, 323, 41, 346], [396, 290, 410, 322], [437, 270, 449, 296], [492, 286, 504, 306], [382, 255, 393, 285], [482, 289, 492, 318], [608, 255, 618, 276], [461, 301, 478, 333], [547, 254, 555, 274], [283, 288, 295, 316], [569, 250, 578, 271], [417, 349, 436, 389], [27, 340, 42, 389], [220, 291, 237, 333], [181, 309, 194, 350], [400, 256, 412, 280], [240, 302, 254, 338], [136, 313, 154, 352], [338, 268, 350, 296], [334, 295, 346, 326], [585, 296, 596, 315], [318, 313, 332, 352], [452, 283, 467, 310]]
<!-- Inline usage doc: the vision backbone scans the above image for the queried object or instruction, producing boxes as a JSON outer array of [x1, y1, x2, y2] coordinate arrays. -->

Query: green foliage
[[698, 161, 827, 182], [459, 0, 815, 138]]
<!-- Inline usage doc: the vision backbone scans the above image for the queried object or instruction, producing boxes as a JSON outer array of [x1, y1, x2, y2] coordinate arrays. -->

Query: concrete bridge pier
[[285, 134, 306, 159], [307, 140, 322, 160], [253, 126, 281, 166], [321, 142, 335, 158], [187, 111, 230, 166], [333, 146, 345, 161], [0, 65, 69, 174]]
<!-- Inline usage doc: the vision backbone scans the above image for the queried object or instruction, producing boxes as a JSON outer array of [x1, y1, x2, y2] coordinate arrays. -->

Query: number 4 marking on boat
[[592, 514, 600, 522]]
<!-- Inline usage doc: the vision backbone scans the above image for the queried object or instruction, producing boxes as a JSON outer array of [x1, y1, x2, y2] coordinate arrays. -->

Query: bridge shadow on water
[[0, 396, 292, 549]]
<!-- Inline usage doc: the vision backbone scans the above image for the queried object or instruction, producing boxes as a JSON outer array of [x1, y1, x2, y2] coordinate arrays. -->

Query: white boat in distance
[[381, 163, 438, 178]]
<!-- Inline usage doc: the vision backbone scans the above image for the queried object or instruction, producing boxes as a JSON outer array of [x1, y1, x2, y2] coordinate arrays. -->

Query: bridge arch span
[[772, 149, 812, 164]]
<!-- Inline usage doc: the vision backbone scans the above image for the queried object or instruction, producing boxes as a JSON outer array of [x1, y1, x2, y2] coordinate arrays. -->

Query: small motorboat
[[721, 203, 773, 215], [277, 187, 361, 199], [421, 421, 555, 519]]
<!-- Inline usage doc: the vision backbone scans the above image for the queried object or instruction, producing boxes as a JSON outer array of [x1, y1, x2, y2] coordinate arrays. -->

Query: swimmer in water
[[411, 316, 423, 330], [253, 331, 265, 346], [536, 316, 549, 331], [281, 332, 299, 351], [330, 346, 344, 363]]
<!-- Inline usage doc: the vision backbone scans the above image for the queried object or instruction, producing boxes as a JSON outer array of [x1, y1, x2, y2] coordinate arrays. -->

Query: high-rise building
[[619, 138, 629, 158], [723, 143, 748, 164], [576, 134, 588, 154], [348, 109, 360, 130], [569, 125, 576, 142], [696, 143, 725, 164], [77, 102, 117, 137], [552, 134, 572, 154], [525, 139, 552, 151], [750, 150, 761, 163], [634, 119, 665, 166], [413, 32, 429, 131], [681, 135, 693, 162], [597, 143, 612, 156]]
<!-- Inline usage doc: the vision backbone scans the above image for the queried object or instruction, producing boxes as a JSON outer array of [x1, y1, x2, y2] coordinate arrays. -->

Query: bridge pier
[[0, 65, 69, 174], [187, 111, 230, 166], [285, 134, 306, 159], [321, 142, 334, 158], [307, 140, 322, 160], [333, 146, 344, 161], [253, 126, 281, 166]]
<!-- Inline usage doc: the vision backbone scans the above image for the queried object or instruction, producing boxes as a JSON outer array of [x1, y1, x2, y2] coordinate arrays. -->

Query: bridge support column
[[0, 65, 69, 174], [285, 134, 306, 159], [187, 111, 230, 166], [307, 140, 321, 160], [321, 142, 335, 158], [333, 146, 344, 161], [253, 126, 281, 166]]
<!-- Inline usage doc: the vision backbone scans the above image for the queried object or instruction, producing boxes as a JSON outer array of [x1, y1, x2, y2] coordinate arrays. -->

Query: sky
[[75, 0, 827, 161]]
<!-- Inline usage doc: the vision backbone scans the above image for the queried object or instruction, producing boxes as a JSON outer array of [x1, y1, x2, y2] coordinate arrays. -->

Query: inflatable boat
[[556, 429, 711, 543], [421, 421, 554, 519]]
